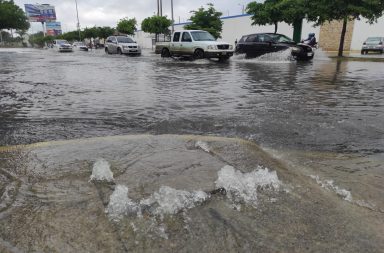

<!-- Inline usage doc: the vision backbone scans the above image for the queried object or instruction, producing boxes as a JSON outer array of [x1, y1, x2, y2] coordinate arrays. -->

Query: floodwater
[[0, 48, 384, 252]]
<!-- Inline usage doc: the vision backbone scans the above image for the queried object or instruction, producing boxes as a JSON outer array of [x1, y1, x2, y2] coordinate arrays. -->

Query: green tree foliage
[[306, 0, 384, 56], [28, 32, 52, 47], [83, 26, 99, 39], [246, 0, 307, 34], [184, 3, 223, 39], [116, 17, 137, 35], [0, 0, 30, 30], [141, 15, 172, 41], [57, 30, 82, 41], [97, 26, 115, 38]]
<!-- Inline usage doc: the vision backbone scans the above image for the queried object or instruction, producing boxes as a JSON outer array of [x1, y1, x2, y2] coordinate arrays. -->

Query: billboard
[[24, 4, 56, 22], [46, 22, 62, 36]]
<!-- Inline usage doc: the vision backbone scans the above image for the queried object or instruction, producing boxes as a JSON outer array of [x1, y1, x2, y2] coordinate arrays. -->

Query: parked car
[[235, 33, 314, 61], [72, 41, 89, 51], [53, 39, 73, 52], [361, 37, 384, 54], [155, 30, 234, 61], [105, 36, 141, 55]]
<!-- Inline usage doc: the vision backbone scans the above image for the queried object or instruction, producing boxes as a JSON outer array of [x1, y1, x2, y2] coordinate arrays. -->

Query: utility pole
[[160, 0, 163, 16], [171, 0, 174, 33], [75, 0, 81, 40]]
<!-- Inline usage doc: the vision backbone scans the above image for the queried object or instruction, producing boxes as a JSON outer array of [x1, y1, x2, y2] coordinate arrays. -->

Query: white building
[[134, 14, 384, 51]]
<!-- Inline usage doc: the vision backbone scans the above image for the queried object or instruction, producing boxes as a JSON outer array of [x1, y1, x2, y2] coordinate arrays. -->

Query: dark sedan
[[235, 33, 314, 61]]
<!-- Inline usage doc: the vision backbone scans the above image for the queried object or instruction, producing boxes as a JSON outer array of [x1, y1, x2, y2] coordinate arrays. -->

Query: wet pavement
[[1, 48, 384, 252]]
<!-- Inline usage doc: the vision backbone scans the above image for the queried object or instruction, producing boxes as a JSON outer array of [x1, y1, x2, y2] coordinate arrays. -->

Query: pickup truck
[[155, 30, 234, 61]]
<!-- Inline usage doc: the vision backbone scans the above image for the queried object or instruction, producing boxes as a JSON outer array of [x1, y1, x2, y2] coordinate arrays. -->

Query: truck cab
[[155, 30, 234, 61]]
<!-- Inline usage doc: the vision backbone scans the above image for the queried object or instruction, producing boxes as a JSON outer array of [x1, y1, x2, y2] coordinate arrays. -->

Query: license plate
[[222, 52, 227, 55], [307, 52, 313, 56], [130, 50, 137, 52]]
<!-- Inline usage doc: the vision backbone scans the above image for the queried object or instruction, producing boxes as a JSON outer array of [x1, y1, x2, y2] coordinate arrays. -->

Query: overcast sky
[[14, 0, 255, 33]]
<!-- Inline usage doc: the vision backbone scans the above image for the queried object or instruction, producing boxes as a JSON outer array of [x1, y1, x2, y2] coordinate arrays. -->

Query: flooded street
[[1, 48, 384, 252]]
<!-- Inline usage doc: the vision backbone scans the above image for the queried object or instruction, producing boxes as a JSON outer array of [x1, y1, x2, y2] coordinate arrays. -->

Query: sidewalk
[[326, 51, 384, 62]]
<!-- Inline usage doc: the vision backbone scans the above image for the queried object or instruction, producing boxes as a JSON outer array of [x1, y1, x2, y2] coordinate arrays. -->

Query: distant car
[[53, 39, 73, 52], [72, 41, 89, 51], [361, 37, 384, 54], [235, 33, 314, 61], [105, 36, 141, 55]]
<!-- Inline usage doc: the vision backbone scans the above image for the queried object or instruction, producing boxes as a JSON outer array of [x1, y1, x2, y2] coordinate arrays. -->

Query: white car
[[72, 41, 89, 51], [53, 40, 73, 52], [105, 36, 141, 55], [155, 30, 234, 61]]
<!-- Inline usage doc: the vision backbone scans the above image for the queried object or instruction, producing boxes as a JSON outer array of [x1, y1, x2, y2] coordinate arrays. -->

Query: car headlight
[[207, 45, 216, 50], [229, 45, 233, 50], [292, 47, 301, 53]]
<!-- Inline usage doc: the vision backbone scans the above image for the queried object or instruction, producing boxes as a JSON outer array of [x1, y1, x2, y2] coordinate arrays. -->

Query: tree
[[141, 15, 172, 42], [97, 26, 115, 38], [0, 0, 30, 31], [116, 17, 137, 35], [184, 3, 223, 39], [246, 0, 307, 34], [306, 0, 384, 56], [28, 32, 53, 47]]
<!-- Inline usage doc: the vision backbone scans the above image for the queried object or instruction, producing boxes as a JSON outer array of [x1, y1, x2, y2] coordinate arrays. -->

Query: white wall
[[134, 14, 382, 51], [351, 17, 384, 50]]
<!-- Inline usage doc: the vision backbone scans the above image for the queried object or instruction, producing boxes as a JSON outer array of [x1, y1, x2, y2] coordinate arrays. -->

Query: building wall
[[134, 14, 383, 51], [318, 20, 355, 51]]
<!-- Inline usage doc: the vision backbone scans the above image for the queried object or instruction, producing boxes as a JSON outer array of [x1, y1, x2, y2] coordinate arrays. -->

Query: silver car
[[105, 36, 141, 55], [361, 37, 384, 54]]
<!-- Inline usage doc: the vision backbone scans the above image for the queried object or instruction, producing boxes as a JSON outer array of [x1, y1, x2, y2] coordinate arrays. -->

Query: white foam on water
[[195, 140, 210, 153], [106, 185, 208, 221], [141, 186, 209, 217], [106, 185, 140, 221], [89, 158, 114, 182], [310, 175, 352, 201], [215, 165, 281, 207]]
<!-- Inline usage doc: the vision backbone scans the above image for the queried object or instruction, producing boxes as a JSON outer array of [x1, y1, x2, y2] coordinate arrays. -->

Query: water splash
[[105, 185, 140, 221], [106, 185, 208, 221], [215, 165, 281, 207], [232, 49, 295, 63], [310, 175, 352, 201], [195, 140, 210, 153], [141, 186, 208, 217], [89, 158, 114, 182]]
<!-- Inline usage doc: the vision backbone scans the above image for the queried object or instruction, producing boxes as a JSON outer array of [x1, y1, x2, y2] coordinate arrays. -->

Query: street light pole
[[75, 0, 81, 40]]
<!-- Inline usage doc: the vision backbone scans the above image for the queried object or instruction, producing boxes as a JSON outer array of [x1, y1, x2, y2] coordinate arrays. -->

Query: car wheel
[[193, 49, 204, 59], [105, 47, 110, 54], [117, 48, 122, 55], [161, 48, 171, 58]]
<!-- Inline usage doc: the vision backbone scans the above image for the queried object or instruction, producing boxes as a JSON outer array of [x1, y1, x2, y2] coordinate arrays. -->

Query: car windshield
[[366, 37, 381, 42], [270, 34, 294, 43], [57, 40, 69, 45], [117, 37, 134, 43], [190, 31, 216, 41]]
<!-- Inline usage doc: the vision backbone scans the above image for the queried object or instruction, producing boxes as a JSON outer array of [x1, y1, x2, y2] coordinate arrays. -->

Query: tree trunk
[[338, 17, 348, 57], [274, 22, 278, 34]]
